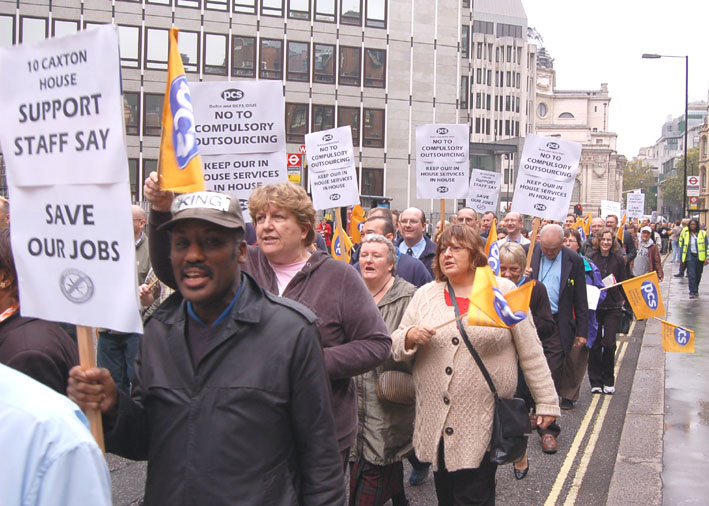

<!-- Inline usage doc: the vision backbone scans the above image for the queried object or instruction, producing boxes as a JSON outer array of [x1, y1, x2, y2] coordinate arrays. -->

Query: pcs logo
[[333, 237, 343, 256], [640, 280, 658, 309], [221, 88, 244, 101], [546, 142, 560, 150], [323, 134, 333, 142], [492, 287, 527, 327], [329, 193, 341, 201], [437, 186, 449, 194], [674, 327, 690, 346], [534, 203, 547, 211], [169, 75, 199, 169], [436, 127, 449, 135]]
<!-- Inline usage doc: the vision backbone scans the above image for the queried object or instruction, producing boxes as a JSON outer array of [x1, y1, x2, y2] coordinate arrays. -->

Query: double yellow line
[[544, 321, 634, 506]]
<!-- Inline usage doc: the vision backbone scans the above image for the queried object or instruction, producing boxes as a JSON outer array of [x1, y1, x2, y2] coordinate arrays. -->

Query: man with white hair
[[525, 224, 589, 454]]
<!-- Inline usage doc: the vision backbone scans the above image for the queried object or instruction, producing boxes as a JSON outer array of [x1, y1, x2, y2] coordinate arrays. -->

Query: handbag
[[376, 370, 415, 405], [618, 306, 634, 335], [447, 282, 531, 466]]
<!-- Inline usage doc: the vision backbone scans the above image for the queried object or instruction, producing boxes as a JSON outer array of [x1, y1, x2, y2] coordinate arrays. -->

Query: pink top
[[270, 259, 308, 295]]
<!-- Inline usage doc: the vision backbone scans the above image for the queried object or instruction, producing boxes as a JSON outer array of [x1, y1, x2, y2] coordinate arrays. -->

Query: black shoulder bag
[[447, 281, 531, 466]]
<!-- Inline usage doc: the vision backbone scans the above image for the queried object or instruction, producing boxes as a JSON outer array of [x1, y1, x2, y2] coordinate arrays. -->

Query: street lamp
[[641, 53, 689, 218]]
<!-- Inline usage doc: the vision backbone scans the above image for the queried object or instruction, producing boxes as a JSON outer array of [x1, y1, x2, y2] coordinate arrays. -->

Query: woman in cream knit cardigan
[[392, 225, 559, 505]]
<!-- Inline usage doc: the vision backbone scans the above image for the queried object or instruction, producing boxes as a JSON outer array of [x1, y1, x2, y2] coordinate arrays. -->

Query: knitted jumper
[[391, 278, 560, 472]]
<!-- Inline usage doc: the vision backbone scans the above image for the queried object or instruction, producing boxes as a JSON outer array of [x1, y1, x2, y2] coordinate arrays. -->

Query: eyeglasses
[[442, 245, 466, 254]]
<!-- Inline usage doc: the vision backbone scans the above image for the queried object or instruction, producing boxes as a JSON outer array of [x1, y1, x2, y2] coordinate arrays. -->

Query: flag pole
[[525, 217, 541, 270], [433, 311, 468, 330], [76, 325, 105, 452], [440, 199, 446, 231]]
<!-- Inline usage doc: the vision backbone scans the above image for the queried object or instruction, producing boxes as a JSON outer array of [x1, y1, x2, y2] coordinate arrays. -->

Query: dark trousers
[[588, 308, 620, 388], [687, 254, 704, 294], [97, 331, 140, 394], [433, 441, 497, 506], [543, 319, 566, 390], [407, 453, 430, 471]]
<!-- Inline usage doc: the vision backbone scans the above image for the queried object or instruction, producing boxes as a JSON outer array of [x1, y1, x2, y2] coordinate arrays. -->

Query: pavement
[[107, 256, 709, 505]]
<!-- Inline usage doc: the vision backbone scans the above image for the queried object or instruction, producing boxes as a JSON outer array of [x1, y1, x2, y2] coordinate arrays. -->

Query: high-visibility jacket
[[680, 228, 707, 262]]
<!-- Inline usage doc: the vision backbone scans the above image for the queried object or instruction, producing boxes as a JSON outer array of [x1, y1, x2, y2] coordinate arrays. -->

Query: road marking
[[562, 341, 628, 505], [544, 337, 631, 506]]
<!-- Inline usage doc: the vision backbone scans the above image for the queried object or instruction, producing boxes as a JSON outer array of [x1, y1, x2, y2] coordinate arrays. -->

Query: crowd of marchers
[[2, 185, 708, 506]]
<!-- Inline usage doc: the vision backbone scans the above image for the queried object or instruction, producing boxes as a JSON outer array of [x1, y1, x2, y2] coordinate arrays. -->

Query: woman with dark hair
[[0, 229, 78, 394], [391, 225, 559, 505], [586, 227, 626, 394], [679, 219, 709, 298]]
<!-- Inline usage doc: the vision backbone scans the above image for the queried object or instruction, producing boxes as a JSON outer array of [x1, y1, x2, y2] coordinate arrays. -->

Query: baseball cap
[[159, 191, 245, 231], [641, 226, 652, 233]]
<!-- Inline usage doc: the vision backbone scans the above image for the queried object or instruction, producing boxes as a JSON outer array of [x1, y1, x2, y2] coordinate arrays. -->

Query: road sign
[[287, 153, 302, 167], [688, 176, 700, 186], [689, 196, 699, 210], [688, 186, 700, 196], [299, 144, 306, 154]]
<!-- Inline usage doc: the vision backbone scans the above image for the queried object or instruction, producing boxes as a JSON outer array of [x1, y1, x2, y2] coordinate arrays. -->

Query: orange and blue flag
[[467, 266, 532, 328], [349, 205, 366, 244], [660, 320, 695, 353], [620, 271, 664, 320], [485, 219, 500, 275], [331, 220, 353, 262], [616, 213, 627, 245], [573, 218, 586, 242], [159, 27, 205, 193], [582, 213, 592, 236]]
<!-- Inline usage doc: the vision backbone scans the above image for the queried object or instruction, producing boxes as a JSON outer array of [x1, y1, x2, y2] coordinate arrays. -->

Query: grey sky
[[523, 0, 709, 159]]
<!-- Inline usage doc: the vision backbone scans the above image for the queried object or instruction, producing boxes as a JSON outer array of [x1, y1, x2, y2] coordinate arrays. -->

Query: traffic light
[[574, 204, 583, 216]]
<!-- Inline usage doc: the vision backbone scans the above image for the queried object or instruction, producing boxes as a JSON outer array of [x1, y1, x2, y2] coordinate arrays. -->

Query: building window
[[475, 93, 481, 109], [53, 19, 78, 38], [462, 0, 470, 7], [487, 43, 492, 62], [260, 39, 284, 80], [505, 96, 510, 112], [143, 94, 163, 137], [203, 33, 227, 75], [486, 94, 491, 110], [461, 25, 469, 58], [128, 158, 139, 201], [287, 41, 310, 82], [496, 23, 522, 38], [472, 20, 493, 35], [20, 16, 47, 44], [559, 112, 575, 119], [206, 0, 229, 10], [476, 68, 482, 84], [506, 45, 512, 62], [178, 30, 199, 73], [286, 103, 308, 143], [339, 46, 361, 86], [312, 105, 335, 132], [571, 179, 581, 202], [232, 36, 256, 78], [537, 102, 547, 118], [516, 97, 520, 113], [143, 159, 158, 182], [364, 48, 385, 88], [475, 117, 481, 134], [123, 92, 140, 136], [176, 0, 201, 8], [460, 76, 468, 109], [234, 0, 257, 13], [365, 0, 386, 28], [0, 15, 15, 47], [117, 25, 141, 69], [516, 72, 521, 88], [341, 0, 361, 25], [487, 69, 491, 85], [338, 106, 361, 147], [362, 168, 383, 195], [363, 109, 384, 148], [476, 42, 482, 59], [147, 0, 171, 5], [262, 0, 284, 16], [313, 43, 335, 83], [145, 28, 169, 70], [315, 0, 336, 22], [289, 0, 310, 19]]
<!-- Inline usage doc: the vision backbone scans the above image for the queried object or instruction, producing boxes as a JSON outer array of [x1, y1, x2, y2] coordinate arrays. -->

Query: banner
[[485, 219, 500, 275], [331, 220, 353, 262], [467, 266, 531, 329], [573, 218, 586, 242], [158, 28, 205, 194], [626, 193, 645, 219], [582, 213, 592, 236], [305, 126, 360, 210], [601, 200, 621, 220], [660, 320, 695, 353], [620, 271, 665, 320], [190, 80, 287, 222], [510, 134, 581, 221], [616, 213, 627, 245], [0, 25, 142, 333], [466, 169, 502, 214], [416, 124, 470, 199]]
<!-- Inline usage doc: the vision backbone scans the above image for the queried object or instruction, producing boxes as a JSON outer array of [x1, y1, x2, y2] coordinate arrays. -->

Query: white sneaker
[[591, 387, 603, 394], [603, 385, 616, 394]]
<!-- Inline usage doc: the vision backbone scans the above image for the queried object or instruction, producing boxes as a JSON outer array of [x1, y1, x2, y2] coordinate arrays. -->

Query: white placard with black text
[[416, 124, 470, 199], [510, 134, 581, 221], [601, 200, 622, 220], [626, 192, 645, 219], [466, 169, 502, 213], [305, 126, 359, 210]]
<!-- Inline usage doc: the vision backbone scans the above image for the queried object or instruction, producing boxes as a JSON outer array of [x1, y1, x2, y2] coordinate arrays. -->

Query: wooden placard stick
[[76, 325, 105, 453], [440, 199, 446, 231], [525, 217, 541, 270]]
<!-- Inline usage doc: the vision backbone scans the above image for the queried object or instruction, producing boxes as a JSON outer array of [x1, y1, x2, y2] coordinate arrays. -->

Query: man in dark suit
[[395, 207, 436, 277], [526, 223, 589, 454]]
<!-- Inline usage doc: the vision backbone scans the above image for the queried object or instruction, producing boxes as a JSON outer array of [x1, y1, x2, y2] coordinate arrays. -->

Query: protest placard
[[510, 134, 581, 221], [601, 200, 622, 220], [466, 169, 502, 213], [416, 124, 470, 199], [0, 25, 142, 335], [626, 192, 645, 219], [305, 126, 360, 210]]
